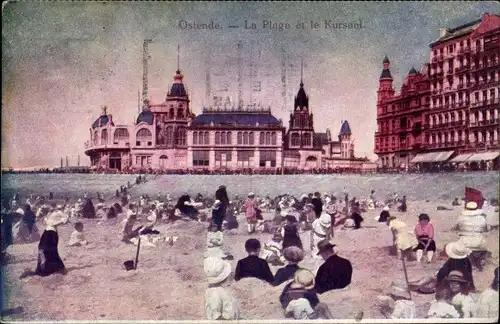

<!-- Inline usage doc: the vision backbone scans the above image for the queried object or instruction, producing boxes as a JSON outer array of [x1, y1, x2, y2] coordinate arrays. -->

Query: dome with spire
[[167, 70, 187, 98], [380, 69, 393, 79], [294, 81, 309, 109], [92, 106, 114, 129], [408, 67, 418, 75], [339, 120, 352, 136]]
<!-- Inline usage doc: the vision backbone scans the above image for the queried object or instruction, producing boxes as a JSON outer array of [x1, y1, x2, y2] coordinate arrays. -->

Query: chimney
[[60, 157, 63, 168], [439, 28, 447, 38], [77, 155, 80, 167], [66, 156, 69, 167]]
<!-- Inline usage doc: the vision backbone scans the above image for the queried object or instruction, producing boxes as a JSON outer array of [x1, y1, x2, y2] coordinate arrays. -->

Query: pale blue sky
[[2, 1, 499, 168]]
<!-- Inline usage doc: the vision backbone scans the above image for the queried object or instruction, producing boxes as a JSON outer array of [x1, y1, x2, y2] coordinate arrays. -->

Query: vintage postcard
[[1, 1, 499, 323]]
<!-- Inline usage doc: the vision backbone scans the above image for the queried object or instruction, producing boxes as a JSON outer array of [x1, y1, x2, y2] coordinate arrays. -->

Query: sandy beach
[[2, 199, 498, 321]]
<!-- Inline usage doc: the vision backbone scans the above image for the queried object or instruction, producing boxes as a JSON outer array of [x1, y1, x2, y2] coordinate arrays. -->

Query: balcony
[[470, 119, 500, 127], [85, 142, 130, 150], [484, 40, 500, 51]]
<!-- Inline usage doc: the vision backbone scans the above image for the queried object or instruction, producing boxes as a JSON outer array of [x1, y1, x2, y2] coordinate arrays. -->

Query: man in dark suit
[[314, 239, 352, 294], [234, 238, 274, 283], [311, 192, 323, 219]]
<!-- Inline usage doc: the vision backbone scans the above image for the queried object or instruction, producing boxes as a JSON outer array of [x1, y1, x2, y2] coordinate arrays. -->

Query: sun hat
[[319, 213, 332, 227], [445, 240, 472, 259], [305, 203, 314, 208], [390, 279, 411, 299], [283, 246, 305, 263], [248, 192, 255, 197], [383, 206, 390, 211], [316, 239, 336, 255], [204, 257, 232, 285], [465, 201, 478, 210], [291, 269, 315, 290], [446, 270, 468, 283], [300, 194, 308, 200]]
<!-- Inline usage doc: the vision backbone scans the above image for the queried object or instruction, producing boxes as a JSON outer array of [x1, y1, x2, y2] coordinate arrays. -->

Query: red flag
[[465, 187, 484, 208]]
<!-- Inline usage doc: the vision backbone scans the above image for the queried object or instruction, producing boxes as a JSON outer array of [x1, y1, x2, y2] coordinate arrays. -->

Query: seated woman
[[377, 206, 390, 223], [413, 213, 436, 263], [436, 240, 475, 291], [174, 194, 200, 221]]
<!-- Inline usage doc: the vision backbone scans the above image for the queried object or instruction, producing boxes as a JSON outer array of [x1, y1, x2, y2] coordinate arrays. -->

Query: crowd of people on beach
[[0, 181, 498, 320]]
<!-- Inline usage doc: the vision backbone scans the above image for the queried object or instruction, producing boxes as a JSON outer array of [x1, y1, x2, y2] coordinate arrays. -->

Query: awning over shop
[[432, 151, 455, 162], [466, 152, 500, 162], [410, 152, 439, 163], [450, 154, 473, 163]]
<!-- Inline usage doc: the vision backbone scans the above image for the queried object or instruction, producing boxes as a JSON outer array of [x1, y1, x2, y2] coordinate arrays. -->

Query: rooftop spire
[[177, 44, 180, 73], [300, 58, 304, 86]]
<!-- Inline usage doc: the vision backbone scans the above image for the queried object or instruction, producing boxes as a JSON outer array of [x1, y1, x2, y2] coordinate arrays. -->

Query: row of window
[[431, 55, 498, 74], [290, 133, 312, 146], [382, 97, 431, 114], [193, 131, 279, 146], [432, 37, 497, 57], [432, 71, 498, 91], [428, 109, 498, 126], [293, 114, 311, 129], [192, 150, 277, 166]]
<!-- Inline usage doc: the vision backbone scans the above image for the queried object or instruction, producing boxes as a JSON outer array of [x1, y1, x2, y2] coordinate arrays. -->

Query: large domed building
[[84, 67, 374, 172]]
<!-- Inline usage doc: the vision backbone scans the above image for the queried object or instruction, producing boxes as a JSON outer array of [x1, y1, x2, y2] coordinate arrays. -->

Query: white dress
[[205, 287, 240, 320], [457, 209, 487, 250], [474, 288, 499, 318], [427, 300, 460, 318], [391, 300, 416, 319]]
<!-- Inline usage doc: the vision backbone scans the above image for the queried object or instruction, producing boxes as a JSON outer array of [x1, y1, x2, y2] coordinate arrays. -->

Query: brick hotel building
[[375, 13, 500, 171]]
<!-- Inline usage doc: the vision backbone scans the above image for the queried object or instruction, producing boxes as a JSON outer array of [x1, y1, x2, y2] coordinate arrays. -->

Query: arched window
[[177, 127, 186, 146], [432, 115, 437, 125], [169, 108, 175, 119], [136, 128, 152, 141], [204, 132, 209, 145], [101, 129, 108, 145], [113, 128, 129, 142], [260, 132, 265, 145], [303, 133, 311, 146], [243, 132, 249, 145], [221, 132, 226, 145], [159, 155, 168, 168], [249, 132, 254, 145], [177, 108, 184, 119], [165, 127, 173, 145], [438, 115, 443, 124], [271, 132, 277, 145], [237, 132, 242, 145], [193, 132, 198, 145], [265, 132, 271, 145], [93, 131, 98, 145], [445, 113, 449, 123], [226, 132, 232, 145], [291, 133, 300, 146], [215, 132, 221, 145]]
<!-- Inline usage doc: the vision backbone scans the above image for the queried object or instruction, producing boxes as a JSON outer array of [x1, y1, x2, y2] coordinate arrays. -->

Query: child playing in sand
[[377, 279, 416, 319], [68, 222, 88, 247], [204, 257, 240, 320], [205, 223, 233, 260], [261, 231, 285, 266], [280, 269, 333, 319], [427, 285, 460, 318]]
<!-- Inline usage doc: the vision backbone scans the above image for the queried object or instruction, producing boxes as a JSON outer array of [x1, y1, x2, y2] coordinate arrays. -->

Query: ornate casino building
[[84, 68, 374, 172]]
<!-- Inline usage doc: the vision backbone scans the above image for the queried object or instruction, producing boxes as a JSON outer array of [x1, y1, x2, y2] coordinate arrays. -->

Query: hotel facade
[[84, 70, 375, 172], [375, 13, 500, 171]]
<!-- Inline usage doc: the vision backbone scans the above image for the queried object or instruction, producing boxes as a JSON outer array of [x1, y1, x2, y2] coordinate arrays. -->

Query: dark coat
[[176, 195, 197, 216], [311, 198, 323, 217], [36, 230, 65, 276], [22, 207, 37, 233], [282, 224, 303, 250], [82, 199, 96, 218], [436, 257, 475, 291], [272, 264, 300, 286], [234, 255, 274, 283], [315, 254, 353, 294], [280, 282, 319, 309], [1, 212, 14, 250]]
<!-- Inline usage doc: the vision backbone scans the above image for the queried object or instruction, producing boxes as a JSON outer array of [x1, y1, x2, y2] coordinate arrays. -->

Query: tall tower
[[286, 60, 315, 149], [339, 120, 354, 159], [377, 56, 395, 115]]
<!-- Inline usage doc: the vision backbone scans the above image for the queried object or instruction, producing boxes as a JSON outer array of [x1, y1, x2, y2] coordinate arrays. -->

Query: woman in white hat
[[456, 201, 488, 251], [310, 213, 332, 258], [35, 216, 66, 276], [204, 257, 240, 320], [446, 270, 476, 318], [436, 240, 475, 291]]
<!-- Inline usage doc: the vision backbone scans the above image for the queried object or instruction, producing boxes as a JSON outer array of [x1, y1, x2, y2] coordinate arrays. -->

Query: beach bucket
[[123, 260, 135, 271]]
